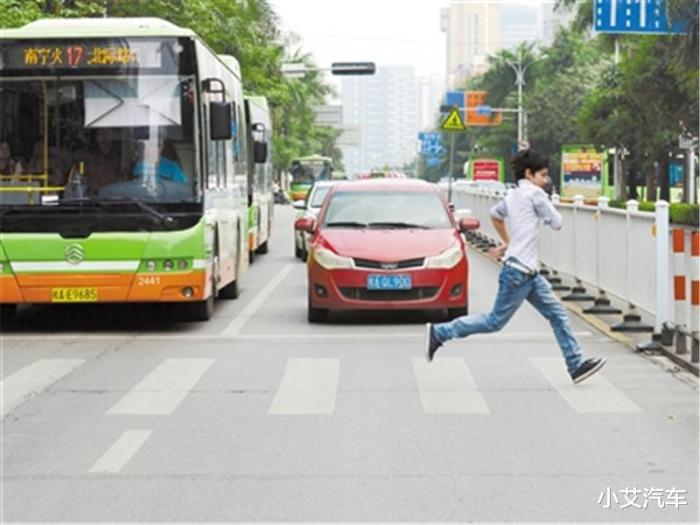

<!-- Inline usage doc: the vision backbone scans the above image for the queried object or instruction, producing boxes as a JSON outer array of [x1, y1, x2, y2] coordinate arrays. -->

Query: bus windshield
[[0, 38, 197, 207], [290, 159, 332, 185]]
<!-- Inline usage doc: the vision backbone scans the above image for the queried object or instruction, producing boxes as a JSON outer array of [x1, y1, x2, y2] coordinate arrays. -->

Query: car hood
[[318, 228, 459, 261]]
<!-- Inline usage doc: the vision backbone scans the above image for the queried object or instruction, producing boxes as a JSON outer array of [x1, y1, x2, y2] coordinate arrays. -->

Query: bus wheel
[[185, 278, 215, 321], [219, 248, 241, 300], [256, 240, 269, 254], [1, 304, 17, 324]]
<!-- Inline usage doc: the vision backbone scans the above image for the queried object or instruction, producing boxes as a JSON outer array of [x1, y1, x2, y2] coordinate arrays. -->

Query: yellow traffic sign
[[441, 107, 466, 132]]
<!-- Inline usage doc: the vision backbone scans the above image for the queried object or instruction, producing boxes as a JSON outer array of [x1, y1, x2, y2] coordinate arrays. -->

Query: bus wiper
[[101, 196, 177, 229], [324, 221, 367, 228], [367, 221, 429, 229]]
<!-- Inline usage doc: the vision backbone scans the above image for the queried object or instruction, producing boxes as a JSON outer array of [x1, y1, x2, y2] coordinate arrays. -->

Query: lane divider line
[[219, 264, 295, 337], [88, 430, 152, 473]]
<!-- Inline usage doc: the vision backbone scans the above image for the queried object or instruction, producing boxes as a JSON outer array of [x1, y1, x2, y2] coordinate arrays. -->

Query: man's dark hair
[[511, 149, 549, 180]]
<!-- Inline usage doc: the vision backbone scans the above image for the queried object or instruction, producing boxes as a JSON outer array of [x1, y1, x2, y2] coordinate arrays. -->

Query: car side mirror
[[459, 217, 480, 232], [294, 216, 316, 233], [293, 199, 306, 210]]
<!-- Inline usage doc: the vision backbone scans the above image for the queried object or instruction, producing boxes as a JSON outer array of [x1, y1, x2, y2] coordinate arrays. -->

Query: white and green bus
[[0, 17, 252, 321], [243, 94, 273, 262]]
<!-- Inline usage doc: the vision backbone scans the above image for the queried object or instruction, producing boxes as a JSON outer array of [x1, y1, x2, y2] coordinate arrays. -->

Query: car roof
[[334, 178, 434, 192]]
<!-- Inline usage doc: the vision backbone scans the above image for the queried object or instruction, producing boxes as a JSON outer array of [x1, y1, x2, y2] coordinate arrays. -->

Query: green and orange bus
[[0, 17, 253, 321], [288, 154, 333, 202]]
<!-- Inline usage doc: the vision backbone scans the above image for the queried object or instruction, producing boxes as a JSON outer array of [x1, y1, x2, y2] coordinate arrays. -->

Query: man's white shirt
[[489, 179, 563, 272]]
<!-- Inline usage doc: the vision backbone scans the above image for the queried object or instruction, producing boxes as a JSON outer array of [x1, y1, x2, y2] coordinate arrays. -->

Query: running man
[[425, 148, 605, 384]]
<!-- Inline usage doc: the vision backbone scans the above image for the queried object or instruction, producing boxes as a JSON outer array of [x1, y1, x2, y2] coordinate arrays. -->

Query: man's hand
[[488, 244, 508, 260]]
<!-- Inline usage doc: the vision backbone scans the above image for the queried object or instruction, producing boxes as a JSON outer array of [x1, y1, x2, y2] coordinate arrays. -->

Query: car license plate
[[367, 274, 412, 290], [51, 287, 98, 303]]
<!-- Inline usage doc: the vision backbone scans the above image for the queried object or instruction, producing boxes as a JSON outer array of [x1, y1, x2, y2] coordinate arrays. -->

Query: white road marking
[[219, 264, 295, 337], [412, 358, 490, 414], [88, 430, 152, 473], [1, 359, 85, 419], [106, 359, 213, 415], [1, 331, 595, 342], [269, 358, 339, 415], [532, 357, 642, 414]]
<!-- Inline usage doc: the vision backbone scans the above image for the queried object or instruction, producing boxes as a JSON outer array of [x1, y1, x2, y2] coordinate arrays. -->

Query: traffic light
[[331, 62, 376, 76]]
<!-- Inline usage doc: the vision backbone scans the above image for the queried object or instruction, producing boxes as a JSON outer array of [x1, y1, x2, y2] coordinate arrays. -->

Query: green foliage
[[670, 203, 700, 225], [0, 0, 338, 175]]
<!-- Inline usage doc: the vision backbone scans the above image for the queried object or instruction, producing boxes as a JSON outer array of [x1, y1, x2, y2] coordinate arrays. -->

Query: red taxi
[[294, 179, 479, 322]]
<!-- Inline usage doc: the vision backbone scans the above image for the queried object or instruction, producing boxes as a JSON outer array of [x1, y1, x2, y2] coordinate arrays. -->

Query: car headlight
[[424, 243, 464, 269], [312, 247, 354, 270]]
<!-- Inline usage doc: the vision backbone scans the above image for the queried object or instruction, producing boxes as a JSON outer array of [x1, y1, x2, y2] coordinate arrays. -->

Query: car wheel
[[447, 304, 468, 320], [307, 293, 328, 323]]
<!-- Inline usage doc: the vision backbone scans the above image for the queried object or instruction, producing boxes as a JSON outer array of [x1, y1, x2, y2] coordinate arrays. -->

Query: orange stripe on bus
[[0, 275, 24, 303], [672, 229, 685, 253], [674, 276, 686, 301]]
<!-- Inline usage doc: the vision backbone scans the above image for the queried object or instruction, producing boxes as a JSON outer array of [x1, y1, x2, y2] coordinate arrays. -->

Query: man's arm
[[532, 191, 563, 230], [489, 200, 510, 258]]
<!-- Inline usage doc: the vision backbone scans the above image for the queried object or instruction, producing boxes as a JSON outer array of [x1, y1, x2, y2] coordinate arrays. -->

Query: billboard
[[465, 157, 505, 182], [561, 146, 607, 199]]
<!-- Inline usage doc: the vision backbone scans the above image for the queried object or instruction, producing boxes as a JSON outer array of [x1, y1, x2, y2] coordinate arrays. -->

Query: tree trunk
[[659, 156, 671, 202], [645, 161, 658, 202], [626, 163, 638, 200]]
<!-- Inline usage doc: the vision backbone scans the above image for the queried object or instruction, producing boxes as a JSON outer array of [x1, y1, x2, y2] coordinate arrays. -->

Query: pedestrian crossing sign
[[441, 106, 466, 132]]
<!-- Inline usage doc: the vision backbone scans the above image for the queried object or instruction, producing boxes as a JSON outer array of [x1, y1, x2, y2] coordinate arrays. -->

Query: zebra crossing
[[2, 355, 642, 420]]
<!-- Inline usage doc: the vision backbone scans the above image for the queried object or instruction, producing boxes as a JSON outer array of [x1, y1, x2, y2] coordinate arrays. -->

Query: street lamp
[[505, 50, 533, 145]]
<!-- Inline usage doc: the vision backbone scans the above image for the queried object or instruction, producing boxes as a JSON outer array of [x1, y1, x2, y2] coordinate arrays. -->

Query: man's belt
[[504, 258, 537, 276]]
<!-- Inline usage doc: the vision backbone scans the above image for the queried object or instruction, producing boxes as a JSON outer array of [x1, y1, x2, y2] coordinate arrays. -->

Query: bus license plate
[[51, 287, 98, 303], [367, 274, 412, 290]]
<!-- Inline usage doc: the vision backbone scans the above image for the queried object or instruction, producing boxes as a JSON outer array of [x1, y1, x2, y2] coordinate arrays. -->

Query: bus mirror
[[253, 141, 268, 163], [210, 101, 232, 140]]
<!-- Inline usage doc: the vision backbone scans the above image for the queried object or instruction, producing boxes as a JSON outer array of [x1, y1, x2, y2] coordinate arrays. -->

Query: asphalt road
[[1, 204, 698, 523]]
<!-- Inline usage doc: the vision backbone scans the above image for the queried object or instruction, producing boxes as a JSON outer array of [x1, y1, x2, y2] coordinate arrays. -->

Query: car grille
[[352, 257, 425, 269], [338, 287, 439, 301]]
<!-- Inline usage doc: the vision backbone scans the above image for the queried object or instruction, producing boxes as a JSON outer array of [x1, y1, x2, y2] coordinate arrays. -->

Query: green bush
[[670, 203, 700, 226], [603, 200, 699, 226]]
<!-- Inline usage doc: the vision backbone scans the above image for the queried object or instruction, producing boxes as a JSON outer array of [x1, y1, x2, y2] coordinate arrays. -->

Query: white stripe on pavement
[[88, 430, 152, 473], [269, 358, 339, 415], [412, 358, 490, 414], [219, 264, 295, 337], [532, 357, 642, 414], [1, 359, 85, 419], [106, 359, 213, 415]]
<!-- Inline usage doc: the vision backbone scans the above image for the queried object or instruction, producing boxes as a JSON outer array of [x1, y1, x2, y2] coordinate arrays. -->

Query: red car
[[294, 179, 480, 322]]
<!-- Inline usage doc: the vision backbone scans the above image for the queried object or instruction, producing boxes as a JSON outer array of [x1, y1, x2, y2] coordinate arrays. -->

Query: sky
[[269, 0, 554, 78]]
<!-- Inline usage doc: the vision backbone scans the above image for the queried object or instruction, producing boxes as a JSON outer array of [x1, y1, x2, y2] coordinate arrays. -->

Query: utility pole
[[505, 50, 532, 145]]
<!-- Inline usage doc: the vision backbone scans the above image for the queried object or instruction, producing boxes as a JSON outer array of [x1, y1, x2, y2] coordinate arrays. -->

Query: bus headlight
[[312, 247, 354, 270], [425, 244, 464, 269], [163, 259, 174, 271], [145, 260, 157, 272], [178, 259, 188, 270]]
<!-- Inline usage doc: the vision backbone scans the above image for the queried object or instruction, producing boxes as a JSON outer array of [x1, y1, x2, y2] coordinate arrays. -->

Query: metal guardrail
[[446, 183, 699, 364]]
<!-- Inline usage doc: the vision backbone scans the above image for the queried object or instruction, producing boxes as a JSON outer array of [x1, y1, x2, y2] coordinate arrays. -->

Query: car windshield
[[309, 186, 331, 207], [323, 190, 451, 229]]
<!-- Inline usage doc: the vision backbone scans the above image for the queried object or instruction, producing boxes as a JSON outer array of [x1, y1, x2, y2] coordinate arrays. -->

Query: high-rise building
[[418, 73, 446, 131], [340, 66, 420, 177], [440, 1, 568, 88], [440, 1, 501, 88]]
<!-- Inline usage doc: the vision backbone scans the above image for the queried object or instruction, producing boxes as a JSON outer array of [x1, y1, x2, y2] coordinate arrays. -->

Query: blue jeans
[[432, 264, 583, 374]]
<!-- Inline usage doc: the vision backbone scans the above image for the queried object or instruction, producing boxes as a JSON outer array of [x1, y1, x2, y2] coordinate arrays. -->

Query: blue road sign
[[475, 105, 493, 116], [445, 91, 465, 109], [418, 132, 443, 156], [594, 0, 683, 34], [426, 156, 441, 168]]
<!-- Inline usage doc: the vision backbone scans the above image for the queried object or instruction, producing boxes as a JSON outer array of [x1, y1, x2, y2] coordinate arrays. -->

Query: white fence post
[[584, 196, 622, 315], [612, 200, 653, 333], [637, 201, 673, 351], [562, 194, 595, 302], [542, 194, 570, 291]]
